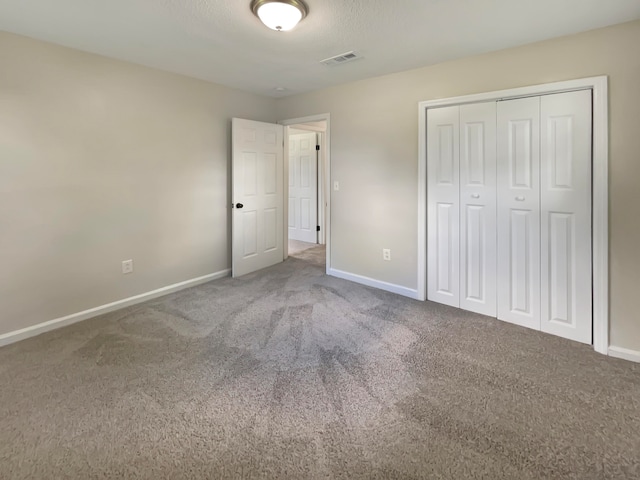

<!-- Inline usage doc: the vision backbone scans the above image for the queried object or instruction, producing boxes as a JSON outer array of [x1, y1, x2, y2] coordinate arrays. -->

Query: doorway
[[418, 76, 609, 355], [231, 114, 330, 278], [426, 91, 593, 344], [280, 115, 330, 271]]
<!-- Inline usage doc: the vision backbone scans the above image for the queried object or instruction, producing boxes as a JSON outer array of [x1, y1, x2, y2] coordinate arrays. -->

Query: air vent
[[320, 51, 362, 66]]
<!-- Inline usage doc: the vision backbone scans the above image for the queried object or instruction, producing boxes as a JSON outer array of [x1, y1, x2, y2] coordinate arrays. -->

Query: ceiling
[[1, 0, 639, 97]]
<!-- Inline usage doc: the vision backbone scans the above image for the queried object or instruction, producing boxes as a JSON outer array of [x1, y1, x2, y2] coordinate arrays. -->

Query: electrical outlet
[[383, 249, 391, 261], [333, 181, 340, 191], [122, 259, 134, 274]]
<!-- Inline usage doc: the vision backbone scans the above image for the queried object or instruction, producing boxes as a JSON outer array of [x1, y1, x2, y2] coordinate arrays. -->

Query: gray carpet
[[288, 239, 320, 256], [1, 245, 639, 479]]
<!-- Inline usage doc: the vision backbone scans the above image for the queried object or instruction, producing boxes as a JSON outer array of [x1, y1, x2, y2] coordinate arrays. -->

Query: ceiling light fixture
[[250, 0, 308, 32]]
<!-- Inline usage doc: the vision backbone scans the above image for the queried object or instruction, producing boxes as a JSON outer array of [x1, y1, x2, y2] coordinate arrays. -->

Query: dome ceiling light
[[250, 0, 309, 32]]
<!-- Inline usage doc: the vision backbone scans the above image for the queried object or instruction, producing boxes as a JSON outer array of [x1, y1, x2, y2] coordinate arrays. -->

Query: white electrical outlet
[[383, 249, 391, 261], [122, 259, 134, 274], [333, 181, 340, 191]]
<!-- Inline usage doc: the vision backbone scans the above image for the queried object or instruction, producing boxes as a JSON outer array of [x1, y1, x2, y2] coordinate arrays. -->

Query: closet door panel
[[497, 97, 541, 330], [428, 106, 460, 307], [540, 90, 592, 344], [459, 102, 497, 316]]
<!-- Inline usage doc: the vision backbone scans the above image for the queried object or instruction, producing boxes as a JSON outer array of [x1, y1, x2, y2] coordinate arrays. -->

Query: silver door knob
[[471, 194, 480, 199], [515, 196, 525, 201]]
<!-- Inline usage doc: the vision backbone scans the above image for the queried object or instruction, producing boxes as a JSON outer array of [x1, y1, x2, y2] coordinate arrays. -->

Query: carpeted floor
[[1, 245, 639, 479], [288, 239, 320, 256]]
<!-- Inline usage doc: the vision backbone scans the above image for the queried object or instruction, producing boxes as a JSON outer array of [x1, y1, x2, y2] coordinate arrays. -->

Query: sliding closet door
[[497, 97, 541, 330], [427, 106, 460, 307], [540, 90, 592, 344], [459, 103, 497, 316]]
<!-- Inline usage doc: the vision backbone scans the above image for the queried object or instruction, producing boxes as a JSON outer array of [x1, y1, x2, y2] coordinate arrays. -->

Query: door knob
[[235, 203, 244, 209], [515, 196, 525, 201], [471, 194, 480, 199]]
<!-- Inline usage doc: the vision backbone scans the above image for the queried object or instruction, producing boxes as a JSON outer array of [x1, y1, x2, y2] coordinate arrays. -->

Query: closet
[[427, 90, 592, 344]]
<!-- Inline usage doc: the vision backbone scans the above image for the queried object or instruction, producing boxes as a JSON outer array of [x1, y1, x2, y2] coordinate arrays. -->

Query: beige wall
[[0, 32, 276, 335], [276, 20, 640, 352], [2, 21, 639, 353]]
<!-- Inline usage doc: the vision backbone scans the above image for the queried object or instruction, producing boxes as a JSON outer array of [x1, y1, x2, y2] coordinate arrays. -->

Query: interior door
[[427, 106, 460, 307], [497, 97, 541, 330], [459, 102, 497, 316], [288, 132, 318, 243], [540, 90, 592, 344], [232, 118, 284, 277]]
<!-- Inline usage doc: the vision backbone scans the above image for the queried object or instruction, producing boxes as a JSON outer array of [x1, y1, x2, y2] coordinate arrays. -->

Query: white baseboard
[[0, 269, 230, 348], [328, 268, 420, 300], [608, 345, 640, 364]]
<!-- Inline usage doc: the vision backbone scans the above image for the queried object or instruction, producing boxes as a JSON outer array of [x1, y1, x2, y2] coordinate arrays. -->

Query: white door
[[427, 106, 460, 307], [459, 102, 497, 316], [232, 118, 284, 277], [288, 132, 318, 243], [497, 97, 541, 330], [540, 90, 592, 344]]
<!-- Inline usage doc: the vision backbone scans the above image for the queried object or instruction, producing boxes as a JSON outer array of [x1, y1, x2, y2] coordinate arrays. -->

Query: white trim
[[420, 76, 606, 108], [328, 268, 421, 300], [417, 102, 427, 301], [317, 132, 327, 245], [283, 126, 291, 260], [591, 76, 609, 355], [289, 124, 325, 133], [608, 346, 640, 364], [0, 269, 230, 348], [279, 114, 331, 274], [418, 76, 609, 355]]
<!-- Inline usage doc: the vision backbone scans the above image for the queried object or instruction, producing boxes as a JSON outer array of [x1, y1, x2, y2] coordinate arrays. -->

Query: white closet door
[[497, 97, 541, 330], [427, 106, 460, 307], [540, 90, 592, 344], [459, 102, 497, 316]]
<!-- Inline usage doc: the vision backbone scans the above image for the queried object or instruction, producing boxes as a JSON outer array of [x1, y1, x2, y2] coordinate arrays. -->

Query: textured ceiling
[[1, 0, 639, 97]]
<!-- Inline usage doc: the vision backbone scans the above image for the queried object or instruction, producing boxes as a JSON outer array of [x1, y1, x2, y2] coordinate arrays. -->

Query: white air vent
[[320, 51, 362, 66]]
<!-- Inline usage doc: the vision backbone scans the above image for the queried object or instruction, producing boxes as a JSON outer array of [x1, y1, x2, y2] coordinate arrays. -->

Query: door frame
[[279, 114, 331, 275], [418, 76, 609, 355]]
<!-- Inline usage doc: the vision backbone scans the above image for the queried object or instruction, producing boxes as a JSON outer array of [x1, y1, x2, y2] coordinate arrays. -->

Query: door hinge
[[316, 226, 320, 232], [316, 145, 320, 151]]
